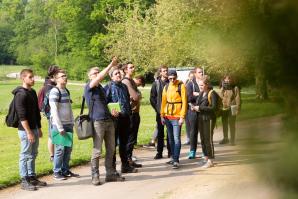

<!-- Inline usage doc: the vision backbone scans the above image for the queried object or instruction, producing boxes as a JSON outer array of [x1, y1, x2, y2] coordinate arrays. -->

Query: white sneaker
[[201, 159, 214, 169]]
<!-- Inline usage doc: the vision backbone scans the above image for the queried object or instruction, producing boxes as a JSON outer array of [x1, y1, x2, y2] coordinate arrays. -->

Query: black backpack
[[5, 90, 26, 128]]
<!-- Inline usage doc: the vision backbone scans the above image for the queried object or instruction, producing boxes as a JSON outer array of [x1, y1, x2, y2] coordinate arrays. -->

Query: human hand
[[38, 128, 43, 138], [111, 109, 119, 117], [161, 117, 165, 125], [178, 118, 184, 126], [111, 56, 118, 67], [59, 130, 65, 136], [27, 131, 35, 143], [193, 92, 200, 96], [192, 106, 200, 112]]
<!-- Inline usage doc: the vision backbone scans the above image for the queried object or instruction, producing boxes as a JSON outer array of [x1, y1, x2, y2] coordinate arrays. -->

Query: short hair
[[135, 75, 145, 87], [47, 65, 60, 78], [194, 67, 203, 73], [122, 62, 133, 73], [88, 67, 100, 76], [159, 65, 168, 72], [20, 69, 33, 78]]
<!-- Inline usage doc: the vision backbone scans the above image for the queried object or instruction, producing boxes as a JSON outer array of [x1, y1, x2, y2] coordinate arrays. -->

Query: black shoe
[[166, 160, 174, 165], [154, 153, 163, 159], [29, 176, 47, 187], [129, 160, 142, 168], [62, 170, 80, 178], [91, 174, 101, 186], [105, 173, 125, 182], [219, 139, 229, 144], [53, 172, 66, 180], [121, 165, 138, 173], [21, 178, 37, 191]]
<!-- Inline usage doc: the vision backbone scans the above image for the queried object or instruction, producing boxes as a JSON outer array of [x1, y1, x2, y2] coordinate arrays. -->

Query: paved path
[[0, 116, 282, 199]]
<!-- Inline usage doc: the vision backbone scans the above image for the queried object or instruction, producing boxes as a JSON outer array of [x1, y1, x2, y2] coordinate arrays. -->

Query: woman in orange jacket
[[160, 70, 187, 169]]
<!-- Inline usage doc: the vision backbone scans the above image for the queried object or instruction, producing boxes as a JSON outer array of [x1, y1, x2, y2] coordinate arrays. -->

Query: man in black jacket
[[150, 65, 171, 159], [14, 69, 46, 191]]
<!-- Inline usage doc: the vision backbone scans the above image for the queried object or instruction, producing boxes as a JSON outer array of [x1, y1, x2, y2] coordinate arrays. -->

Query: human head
[[110, 68, 122, 82], [54, 69, 67, 86], [20, 69, 35, 87], [159, 65, 168, 79], [134, 75, 145, 87], [188, 70, 195, 80], [222, 75, 235, 89], [47, 65, 60, 79], [168, 70, 177, 82], [88, 67, 100, 80], [122, 62, 135, 76], [194, 67, 203, 79], [198, 75, 211, 92]]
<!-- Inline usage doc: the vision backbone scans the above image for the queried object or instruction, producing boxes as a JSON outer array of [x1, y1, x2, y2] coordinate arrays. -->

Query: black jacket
[[14, 86, 41, 130], [196, 90, 217, 120], [186, 79, 200, 104], [150, 78, 169, 114]]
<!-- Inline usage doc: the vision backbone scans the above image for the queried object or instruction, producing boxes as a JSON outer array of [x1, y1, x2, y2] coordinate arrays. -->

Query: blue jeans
[[18, 129, 39, 178], [165, 118, 181, 162], [51, 124, 73, 174]]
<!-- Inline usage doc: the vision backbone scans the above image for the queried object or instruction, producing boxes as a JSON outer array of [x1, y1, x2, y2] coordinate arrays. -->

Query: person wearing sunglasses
[[160, 70, 187, 169]]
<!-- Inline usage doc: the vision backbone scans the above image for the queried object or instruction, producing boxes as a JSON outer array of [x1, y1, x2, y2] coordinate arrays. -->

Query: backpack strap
[[207, 90, 214, 106]]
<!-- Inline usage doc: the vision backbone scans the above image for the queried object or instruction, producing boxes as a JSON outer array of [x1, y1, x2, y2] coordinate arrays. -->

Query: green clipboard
[[108, 102, 121, 112], [51, 130, 73, 147]]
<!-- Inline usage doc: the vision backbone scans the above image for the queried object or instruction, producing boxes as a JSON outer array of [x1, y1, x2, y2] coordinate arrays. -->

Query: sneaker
[[128, 160, 142, 168], [201, 159, 214, 169], [166, 160, 174, 165], [21, 178, 37, 191], [188, 151, 196, 159], [154, 153, 163, 159], [121, 165, 138, 173], [53, 172, 66, 180], [183, 141, 190, 145], [172, 162, 179, 169], [91, 174, 101, 186], [29, 176, 47, 187], [105, 173, 125, 182], [219, 139, 229, 144], [131, 156, 138, 161], [62, 170, 80, 178]]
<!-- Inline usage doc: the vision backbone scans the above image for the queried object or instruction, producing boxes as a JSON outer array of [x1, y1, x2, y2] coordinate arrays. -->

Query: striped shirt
[[49, 87, 74, 132]]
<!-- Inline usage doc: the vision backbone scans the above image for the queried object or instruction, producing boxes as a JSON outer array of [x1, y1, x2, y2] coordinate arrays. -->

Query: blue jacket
[[104, 81, 131, 116]]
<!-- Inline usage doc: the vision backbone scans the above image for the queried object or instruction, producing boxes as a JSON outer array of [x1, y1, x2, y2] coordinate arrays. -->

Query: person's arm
[[160, 87, 167, 117], [89, 57, 118, 88], [122, 78, 141, 101], [235, 86, 241, 114], [150, 82, 158, 112], [49, 88, 64, 133], [179, 84, 187, 125]]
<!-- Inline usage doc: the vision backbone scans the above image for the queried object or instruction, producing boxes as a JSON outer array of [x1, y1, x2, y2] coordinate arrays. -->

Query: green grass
[[0, 71, 285, 188]]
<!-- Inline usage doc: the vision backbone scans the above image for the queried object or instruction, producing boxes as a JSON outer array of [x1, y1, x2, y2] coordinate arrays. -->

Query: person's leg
[[47, 120, 54, 161], [118, 116, 129, 167], [91, 120, 105, 184], [220, 110, 229, 144], [104, 119, 116, 175], [184, 110, 191, 144], [61, 125, 74, 175], [198, 116, 207, 159], [51, 125, 64, 177], [27, 129, 39, 177], [172, 119, 181, 163], [164, 118, 174, 161], [229, 113, 237, 145], [189, 111, 198, 157], [156, 114, 165, 157], [127, 112, 140, 160]]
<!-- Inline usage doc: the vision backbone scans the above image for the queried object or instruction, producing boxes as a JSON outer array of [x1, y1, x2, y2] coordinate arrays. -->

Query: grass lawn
[[0, 66, 284, 188]]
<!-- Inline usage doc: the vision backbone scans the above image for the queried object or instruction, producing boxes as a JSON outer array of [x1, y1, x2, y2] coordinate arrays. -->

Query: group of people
[[148, 66, 241, 169], [12, 59, 240, 191]]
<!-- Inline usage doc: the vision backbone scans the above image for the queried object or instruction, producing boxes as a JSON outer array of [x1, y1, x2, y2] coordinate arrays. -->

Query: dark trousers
[[156, 113, 171, 156], [187, 110, 199, 152], [199, 115, 215, 159], [127, 112, 140, 160], [222, 109, 236, 143], [113, 115, 130, 168]]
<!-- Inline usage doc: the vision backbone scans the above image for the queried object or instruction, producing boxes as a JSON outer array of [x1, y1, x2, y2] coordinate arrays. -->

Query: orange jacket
[[160, 80, 187, 119]]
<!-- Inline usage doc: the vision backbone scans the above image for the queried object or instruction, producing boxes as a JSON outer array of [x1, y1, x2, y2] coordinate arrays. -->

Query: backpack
[[5, 95, 20, 128], [41, 87, 70, 118], [207, 89, 223, 118], [37, 86, 46, 111], [165, 81, 183, 97]]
